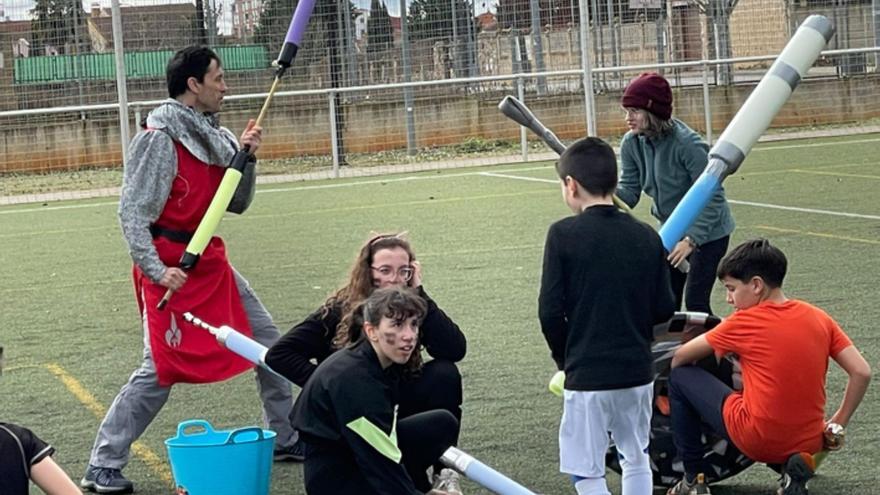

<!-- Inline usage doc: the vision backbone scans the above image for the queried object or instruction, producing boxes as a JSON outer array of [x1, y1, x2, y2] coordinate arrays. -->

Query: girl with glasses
[[267, 233, 466, 493]]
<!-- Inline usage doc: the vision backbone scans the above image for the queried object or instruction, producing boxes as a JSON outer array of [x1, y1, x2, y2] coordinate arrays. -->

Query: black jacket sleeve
[[266, 307, 338, 388], [417, 286, 467, 362], [538, 223, 567, 370]]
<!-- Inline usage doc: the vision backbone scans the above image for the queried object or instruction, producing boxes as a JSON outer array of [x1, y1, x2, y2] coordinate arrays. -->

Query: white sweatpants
[[559, 382, 654, 495]]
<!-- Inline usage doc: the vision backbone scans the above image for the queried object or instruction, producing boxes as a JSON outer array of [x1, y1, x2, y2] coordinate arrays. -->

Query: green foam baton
[[549, 370, 565, 397], [156, 151, 252, 310]]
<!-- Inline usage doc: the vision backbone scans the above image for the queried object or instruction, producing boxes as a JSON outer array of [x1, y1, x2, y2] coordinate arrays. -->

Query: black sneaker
[[777, 452, 815, 495], [273, 438, 305, 462], [80, 465, 134, 494]]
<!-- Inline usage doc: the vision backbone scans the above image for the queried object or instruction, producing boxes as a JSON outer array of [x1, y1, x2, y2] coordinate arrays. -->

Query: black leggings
[[398, 359, 463, 488], [669, 235, 730, 315], [303, 409, 459, 494]]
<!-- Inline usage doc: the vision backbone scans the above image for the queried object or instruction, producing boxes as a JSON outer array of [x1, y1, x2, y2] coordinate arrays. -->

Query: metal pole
[[517, 77, 528, 161], [578, 0, 597, 135], [529, 0, 548, 94], [329, 91, 340, 177], [342, 0, 358, 86], [591, 0, 604, 87], [511, 30, 522, 74], [400, 0, 417, 155], [110, 0, 130, 167], [72, 0, 85, 117], [874, 0, 880, 70], [471, 0, 479, 77], [606, 0, 618, 84], [656, 11, 666, 72], [701, 62, 712, 145], [451, 0, 459, 76]]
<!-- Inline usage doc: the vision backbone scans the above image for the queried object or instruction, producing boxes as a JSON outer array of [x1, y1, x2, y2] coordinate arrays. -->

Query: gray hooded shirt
[[118, 99, 254, 282]]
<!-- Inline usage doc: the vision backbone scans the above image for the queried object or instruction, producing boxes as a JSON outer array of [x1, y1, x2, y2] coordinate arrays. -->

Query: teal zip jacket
[[617, 118, 735, 246]]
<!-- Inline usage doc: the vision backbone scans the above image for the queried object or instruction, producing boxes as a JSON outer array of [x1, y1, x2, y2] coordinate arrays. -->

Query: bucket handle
[[176, 419, 215, 438], [226, 427, 265, 445]]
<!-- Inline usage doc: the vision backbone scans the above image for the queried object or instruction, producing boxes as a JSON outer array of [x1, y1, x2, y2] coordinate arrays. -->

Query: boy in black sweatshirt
[[539, 137, 676, 495]]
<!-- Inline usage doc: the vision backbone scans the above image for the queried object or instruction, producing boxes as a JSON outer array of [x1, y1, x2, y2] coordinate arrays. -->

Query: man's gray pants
[[88, 270, 296, 469]]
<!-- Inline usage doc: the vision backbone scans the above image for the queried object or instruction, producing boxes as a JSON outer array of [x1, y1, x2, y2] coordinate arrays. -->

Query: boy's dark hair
[[717, 238, 787, 288], [555, 137, 618, 196], [166, 46, 221, 98]]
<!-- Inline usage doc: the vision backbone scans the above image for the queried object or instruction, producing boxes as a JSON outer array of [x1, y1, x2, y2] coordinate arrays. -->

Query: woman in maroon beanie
[[616, 72, 735, 315]]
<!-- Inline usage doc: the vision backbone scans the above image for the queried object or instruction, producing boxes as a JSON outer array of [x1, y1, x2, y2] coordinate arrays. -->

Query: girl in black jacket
[[291, 287, 458, 495]]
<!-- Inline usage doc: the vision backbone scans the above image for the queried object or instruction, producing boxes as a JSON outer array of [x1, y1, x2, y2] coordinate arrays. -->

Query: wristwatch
[[683, 236, 697, 248]]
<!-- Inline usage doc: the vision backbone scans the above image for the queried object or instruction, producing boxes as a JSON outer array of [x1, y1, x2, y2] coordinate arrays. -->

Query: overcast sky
[[1, 0, 494, 26]]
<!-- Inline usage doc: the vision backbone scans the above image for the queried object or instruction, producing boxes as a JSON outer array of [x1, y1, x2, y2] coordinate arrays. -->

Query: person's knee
[[618, 447, 651, 471], [421, 359, 463, 406], [668, 365, 702, 399], [668, 366, 687, 398], [430, 409, 459, 448]]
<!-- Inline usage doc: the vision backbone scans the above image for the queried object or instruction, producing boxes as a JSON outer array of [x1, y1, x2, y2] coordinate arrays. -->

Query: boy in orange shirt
[[666, 239, 871, 495]]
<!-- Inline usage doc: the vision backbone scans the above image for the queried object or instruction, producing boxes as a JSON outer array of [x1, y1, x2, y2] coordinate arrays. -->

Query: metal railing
[[1, 46, 878, 178]]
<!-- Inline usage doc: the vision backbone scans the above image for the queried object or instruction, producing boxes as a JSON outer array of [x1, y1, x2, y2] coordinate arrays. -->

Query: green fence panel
[[14, 45, 270, 85]]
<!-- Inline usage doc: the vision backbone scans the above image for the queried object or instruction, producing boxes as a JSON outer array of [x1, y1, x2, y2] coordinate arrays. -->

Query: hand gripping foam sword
[[157, 0, 319, 310], [181, 312, 539, 495], [657, 15, 834, 251]]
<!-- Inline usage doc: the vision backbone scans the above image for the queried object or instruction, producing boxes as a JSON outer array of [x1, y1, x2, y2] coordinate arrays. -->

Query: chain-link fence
[[1, 0, 878, 178]]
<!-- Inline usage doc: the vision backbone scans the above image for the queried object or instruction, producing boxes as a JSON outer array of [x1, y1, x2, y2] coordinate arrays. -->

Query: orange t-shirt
[[705, 299, 852, 464]]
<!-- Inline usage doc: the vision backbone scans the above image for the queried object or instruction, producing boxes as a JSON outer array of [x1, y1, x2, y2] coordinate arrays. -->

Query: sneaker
[[667, 473, 711, 495], [432, 468, 463, 495], [80, 465, 134, 494], [777, 452, 816, 495], [273, 438, 305, 462]]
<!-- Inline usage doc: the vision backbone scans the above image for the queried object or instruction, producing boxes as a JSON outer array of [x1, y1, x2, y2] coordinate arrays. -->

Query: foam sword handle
[[659, 15, 834, 250], [156, 151, 252, 310], [441, 447, 538, 495]]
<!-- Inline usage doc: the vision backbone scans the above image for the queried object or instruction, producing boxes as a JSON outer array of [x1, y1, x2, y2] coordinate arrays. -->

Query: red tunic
[[133, 138, 254, 386]]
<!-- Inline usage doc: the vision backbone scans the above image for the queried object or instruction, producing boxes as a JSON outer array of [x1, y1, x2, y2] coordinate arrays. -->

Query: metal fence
[[1, 0, 878, 177]]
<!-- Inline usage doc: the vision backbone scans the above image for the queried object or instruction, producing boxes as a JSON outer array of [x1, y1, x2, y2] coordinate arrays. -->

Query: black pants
[[303, 409, 459, 494], [399, 359, 463, 488], [668, 365, 733, 481], [669, 235, 730, 315]]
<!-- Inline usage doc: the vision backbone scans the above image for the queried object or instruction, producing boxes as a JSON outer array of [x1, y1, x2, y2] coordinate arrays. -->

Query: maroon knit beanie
[[621, 72, 673, 120]]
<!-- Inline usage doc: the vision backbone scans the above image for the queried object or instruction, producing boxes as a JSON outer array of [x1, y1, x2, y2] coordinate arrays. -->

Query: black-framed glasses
[[371, 265, 414, 281]]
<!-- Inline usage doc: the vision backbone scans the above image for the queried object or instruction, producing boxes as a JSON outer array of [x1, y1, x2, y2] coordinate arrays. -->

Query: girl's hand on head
[[410, 260, 423, 288]]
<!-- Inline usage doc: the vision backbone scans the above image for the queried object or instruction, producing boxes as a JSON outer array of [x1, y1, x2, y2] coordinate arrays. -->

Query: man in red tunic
[[81, 46, 300, 494]]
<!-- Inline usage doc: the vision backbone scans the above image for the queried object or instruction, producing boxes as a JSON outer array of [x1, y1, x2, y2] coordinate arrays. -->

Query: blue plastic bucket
[[165, 419, 276, 495]]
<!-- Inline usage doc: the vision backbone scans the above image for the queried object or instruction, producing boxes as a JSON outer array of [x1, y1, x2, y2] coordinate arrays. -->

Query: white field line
[[3, 135, 879, 210], [479, 172, 880, 221], [751, 136, 880, 152], [0, 165, 554, 216]]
